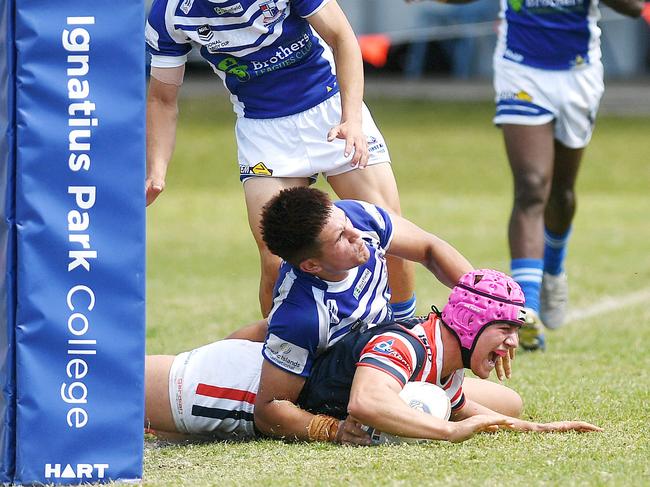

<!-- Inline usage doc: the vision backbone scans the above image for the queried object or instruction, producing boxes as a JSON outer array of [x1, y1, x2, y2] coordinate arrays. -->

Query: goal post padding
[[1, 0, 146, 483]]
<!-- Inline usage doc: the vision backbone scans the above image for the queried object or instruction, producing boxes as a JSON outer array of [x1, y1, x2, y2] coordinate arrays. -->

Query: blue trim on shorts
[[496, 99, 553, 118], [239, 174, 319, 184]]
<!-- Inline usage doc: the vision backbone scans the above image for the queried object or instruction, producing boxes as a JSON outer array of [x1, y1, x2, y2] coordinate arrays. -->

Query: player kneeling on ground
[[145, 270, 600, 444]]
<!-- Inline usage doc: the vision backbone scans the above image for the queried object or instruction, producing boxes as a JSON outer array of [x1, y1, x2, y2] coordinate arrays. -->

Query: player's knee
[[500, 388, 524, 418], [513, 172, 549, 210], [548, 187, 576, 213]]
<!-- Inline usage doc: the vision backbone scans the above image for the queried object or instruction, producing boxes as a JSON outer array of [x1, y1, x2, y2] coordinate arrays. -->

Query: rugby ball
[[363, 381, 451, 445]]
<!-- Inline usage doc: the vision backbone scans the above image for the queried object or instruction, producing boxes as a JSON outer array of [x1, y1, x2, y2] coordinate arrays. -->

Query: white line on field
[[566, 287, 650, 323]]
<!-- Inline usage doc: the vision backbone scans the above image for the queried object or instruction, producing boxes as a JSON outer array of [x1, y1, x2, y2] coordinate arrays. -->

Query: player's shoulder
[[336, 199, 391, 231]]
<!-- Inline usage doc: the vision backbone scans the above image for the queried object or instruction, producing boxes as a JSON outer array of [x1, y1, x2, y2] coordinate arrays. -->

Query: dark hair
[[260, 187, 333, 266]]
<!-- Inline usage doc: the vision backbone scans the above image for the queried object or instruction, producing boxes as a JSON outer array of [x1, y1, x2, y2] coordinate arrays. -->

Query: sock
[[544, 227, 571, 276], [511, 258, 543, 313], [390, 293, 417, 320]]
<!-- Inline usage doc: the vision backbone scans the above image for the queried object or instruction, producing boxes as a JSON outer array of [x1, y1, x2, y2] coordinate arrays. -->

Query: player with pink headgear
[[145, 268, 602, 445]]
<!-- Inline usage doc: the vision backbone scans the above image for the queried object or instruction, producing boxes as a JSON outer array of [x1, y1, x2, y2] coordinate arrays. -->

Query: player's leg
[[462, 377, 523, 418], [328, 164, 417, 319], [243, 176, 311, 317], [539, 142, 584, 329], [503, 122, 555, 350], [145, 355, 178, 433]]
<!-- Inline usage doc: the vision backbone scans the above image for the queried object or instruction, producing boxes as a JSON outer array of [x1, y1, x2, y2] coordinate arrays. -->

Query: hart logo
[[45, 463, 109, 479]]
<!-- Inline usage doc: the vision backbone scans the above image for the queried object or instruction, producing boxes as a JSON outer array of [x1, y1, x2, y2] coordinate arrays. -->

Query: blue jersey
[[263, 200, 394, 377], [495, 0, 602, 70], [146, 0, 339, 118]]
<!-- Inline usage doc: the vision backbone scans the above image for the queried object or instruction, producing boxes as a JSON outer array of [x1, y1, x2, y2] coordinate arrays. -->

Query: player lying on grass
[[145, 269, 601, 444]]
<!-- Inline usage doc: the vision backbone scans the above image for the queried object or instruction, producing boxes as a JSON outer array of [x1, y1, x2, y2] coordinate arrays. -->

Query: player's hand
[[448, 415, 515, 443], [533, 420, 603, 433], [336, 415, 372, 446], [327, 121, 369, 169], [494, 347, 516, 381], [145, 177, 165, 206]]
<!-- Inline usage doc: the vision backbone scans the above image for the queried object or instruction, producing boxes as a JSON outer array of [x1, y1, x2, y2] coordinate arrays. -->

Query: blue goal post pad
[[13, 1, 145, 484], [0, 0, 17, 482]]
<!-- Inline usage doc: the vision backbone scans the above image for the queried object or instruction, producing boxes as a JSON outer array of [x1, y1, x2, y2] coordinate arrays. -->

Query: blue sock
[[391, 293, 417, 320], [511, 258, 543, 313], [544, 227, 571, 276]]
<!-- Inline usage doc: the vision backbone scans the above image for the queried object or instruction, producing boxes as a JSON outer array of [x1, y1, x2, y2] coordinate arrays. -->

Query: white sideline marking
[[566, 287, 650, 323]]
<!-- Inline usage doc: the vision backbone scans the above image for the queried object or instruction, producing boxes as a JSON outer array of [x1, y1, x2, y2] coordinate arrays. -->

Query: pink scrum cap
[[441, 269, 526, 355]]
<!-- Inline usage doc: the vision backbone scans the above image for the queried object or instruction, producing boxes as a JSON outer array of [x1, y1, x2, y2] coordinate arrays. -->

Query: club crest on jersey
[[197, 24, 213, 42], [259, 0, 283, 24], [214, 3, 244, 15], [180, 0, 194, 14]]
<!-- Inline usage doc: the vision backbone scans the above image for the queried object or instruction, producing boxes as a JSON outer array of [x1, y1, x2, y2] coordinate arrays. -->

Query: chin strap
[[461, 348, 473, 369]]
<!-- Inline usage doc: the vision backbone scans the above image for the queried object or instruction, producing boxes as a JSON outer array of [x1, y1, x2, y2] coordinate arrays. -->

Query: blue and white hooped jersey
[[263, 200, 394, 377], [495, 0, 602, 70], [146, 0, 339, 118]]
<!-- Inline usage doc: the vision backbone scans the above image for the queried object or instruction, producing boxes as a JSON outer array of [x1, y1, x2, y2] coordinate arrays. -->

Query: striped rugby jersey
[[146, 0, 339, 118], [263, 200, 394, 378], [297, 314, 466, 417], [495, 0, 602, 69]]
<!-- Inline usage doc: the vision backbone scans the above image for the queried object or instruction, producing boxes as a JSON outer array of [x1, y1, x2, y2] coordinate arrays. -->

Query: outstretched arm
[[347, 367, 512, 443], [454, 398, 603, 433], [386, 214, 473, 288], [307, 1, 368, 168]]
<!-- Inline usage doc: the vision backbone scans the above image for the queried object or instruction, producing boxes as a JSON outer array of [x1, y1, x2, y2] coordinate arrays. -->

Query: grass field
[[144, 94, 650, 485]]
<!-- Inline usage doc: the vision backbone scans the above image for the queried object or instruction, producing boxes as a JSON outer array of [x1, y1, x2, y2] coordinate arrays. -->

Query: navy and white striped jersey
[[495, 0, 602, 70], [146, 0, 339, 118], [297, 314, 466, 419], [263, 200, 394, 377]]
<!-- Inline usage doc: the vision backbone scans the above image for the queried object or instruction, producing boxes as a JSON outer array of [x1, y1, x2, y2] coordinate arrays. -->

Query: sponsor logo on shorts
[[197, 24, 213, 42], [240, 162, 274, 176], [367, 135, 386, 154], [215, 3, 244, 15], [265, 334, 309, 374], [497, 90, 533, 103], [354, 269, 372, 299], [504, 49, 524, 63], [180, 0, 194, 14]]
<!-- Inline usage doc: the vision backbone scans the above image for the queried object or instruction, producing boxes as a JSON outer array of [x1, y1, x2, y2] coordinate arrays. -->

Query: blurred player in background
[[145, 269, 601, 444], [145, 0, 416, 319], [416, 0, 644, 350]]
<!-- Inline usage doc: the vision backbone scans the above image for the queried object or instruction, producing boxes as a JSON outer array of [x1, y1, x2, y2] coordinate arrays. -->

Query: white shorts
[[493, 59, 604, 148], [236, 93, 391, 182], [168, 339, 263, 440]]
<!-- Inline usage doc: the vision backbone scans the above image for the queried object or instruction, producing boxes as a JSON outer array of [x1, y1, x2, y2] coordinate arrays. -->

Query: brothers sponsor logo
[[249, 32, 313, 75], [240, 161, 274, 176], [215, 3, 244, 15], [180, 0, 194, 14], [45, 463, 109, 480], [217, 57, 250, 81], [197, 24, 213, 42], [265, 334, 308, 373], [354, 268, 372, 299]]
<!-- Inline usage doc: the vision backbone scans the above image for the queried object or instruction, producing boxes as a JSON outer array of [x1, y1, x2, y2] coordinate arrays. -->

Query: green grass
[[144, 96, 650, 485]]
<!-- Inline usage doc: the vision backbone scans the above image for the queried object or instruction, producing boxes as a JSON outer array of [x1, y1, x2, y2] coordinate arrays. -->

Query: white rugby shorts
[[236, 93, 391, 182], [493, 58, 604, 148], [169, 339, 263, 440]]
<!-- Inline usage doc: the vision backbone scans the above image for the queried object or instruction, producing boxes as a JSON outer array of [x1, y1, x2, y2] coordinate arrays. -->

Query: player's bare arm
[[347, 367, 511, 443], [307, 1, 368, 168], [386, 213, 473, 288], [254, 360, 368, 444], [600, 0, 644, 16], [453, 398, 603, 433], [225, 319, 268, 342], [146, 69, 182, 206]]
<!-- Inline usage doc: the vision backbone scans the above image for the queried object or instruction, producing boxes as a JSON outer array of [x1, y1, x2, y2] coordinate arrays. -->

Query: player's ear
[[299, 258, 321, 274]]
